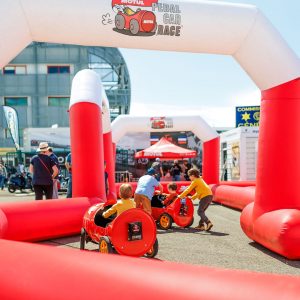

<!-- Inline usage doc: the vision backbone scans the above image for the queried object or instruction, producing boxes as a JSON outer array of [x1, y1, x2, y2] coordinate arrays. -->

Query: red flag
[[112, 0, 158, 7]]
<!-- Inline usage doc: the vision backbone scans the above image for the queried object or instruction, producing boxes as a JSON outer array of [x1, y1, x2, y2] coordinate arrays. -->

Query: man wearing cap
[[29, 142, 59, 200], [151, 158, 163, 181], [134, 168, 163, 214]]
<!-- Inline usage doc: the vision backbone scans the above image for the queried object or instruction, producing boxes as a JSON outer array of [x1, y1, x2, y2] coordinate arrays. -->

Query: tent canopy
[[135, 137, 197, 159]]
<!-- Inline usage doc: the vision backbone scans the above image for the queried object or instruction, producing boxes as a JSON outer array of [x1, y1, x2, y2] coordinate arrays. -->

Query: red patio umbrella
[[135, 137, 197, 159]]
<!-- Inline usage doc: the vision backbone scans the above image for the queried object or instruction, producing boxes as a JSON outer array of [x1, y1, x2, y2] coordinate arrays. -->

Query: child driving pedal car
[[103, 183, 135, 219]]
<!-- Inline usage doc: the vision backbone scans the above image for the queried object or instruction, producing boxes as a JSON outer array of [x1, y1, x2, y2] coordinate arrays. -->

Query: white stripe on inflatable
[[0, 0, 299, 90], [111, 115, 219, 143], [101, 87, 112, 134], [70, 70, 102, 108]]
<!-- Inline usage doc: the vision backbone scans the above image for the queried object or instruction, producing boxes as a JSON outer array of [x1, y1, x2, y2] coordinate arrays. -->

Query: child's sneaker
[[194, 224, 206, 231], [206, 222, 213, 231]]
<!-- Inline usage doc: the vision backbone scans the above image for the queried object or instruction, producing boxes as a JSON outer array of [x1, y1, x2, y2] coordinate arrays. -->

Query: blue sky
[[119, 0, 300, 127]]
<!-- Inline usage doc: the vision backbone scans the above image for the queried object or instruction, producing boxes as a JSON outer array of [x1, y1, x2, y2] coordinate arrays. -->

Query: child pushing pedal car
[[178, 168, 213, 231]]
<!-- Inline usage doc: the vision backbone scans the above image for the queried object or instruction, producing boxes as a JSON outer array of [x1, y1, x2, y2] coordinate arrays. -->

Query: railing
[[115, 171, 135, 183]]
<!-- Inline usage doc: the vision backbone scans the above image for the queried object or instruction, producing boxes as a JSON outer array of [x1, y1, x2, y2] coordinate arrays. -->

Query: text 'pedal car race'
[[151, 196, 194, 230], [80, 203, 158, 258]]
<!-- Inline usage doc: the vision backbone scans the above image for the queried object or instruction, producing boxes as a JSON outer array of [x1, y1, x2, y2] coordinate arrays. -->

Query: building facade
[[0, 42, 131, 148]]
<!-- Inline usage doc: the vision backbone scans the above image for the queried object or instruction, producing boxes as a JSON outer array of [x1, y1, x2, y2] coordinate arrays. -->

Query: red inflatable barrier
[[218, 181, 256, 187], [213, 185, 255, 210], [1, 239, 300, 300], [0, 198, 101, 242]]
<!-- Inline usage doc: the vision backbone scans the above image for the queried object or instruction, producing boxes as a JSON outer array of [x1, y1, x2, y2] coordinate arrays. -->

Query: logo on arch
[[101, 0, 182, 37]]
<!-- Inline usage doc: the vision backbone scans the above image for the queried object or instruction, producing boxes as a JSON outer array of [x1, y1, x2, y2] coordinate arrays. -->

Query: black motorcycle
[[8, 173, 33, 193]]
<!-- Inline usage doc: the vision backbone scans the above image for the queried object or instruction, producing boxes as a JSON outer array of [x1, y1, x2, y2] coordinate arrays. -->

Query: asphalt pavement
[[1, 189, 300, 276]]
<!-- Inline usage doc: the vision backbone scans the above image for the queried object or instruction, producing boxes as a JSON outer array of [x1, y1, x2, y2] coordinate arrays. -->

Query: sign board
[[235, 106, 260, 127]]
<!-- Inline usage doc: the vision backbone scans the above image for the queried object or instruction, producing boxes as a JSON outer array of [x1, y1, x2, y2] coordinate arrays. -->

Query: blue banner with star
[[235, 106, 260, 127]]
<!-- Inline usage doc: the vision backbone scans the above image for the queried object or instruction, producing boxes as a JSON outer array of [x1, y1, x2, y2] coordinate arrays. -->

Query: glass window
[[59, 66, 70, 73], [48, 66, 70, 74], [3, 65, 27, 75], [48, 97, 70, 107], [3, 66, 15, 75], [4, 97, 28, 106]]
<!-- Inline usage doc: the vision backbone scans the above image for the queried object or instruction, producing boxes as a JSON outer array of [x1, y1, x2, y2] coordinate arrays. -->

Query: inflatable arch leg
[[70, 70, 106, 200], [241, 78, 300, 259], [103, 131, 117, 202], [202, 137, 220, 184]]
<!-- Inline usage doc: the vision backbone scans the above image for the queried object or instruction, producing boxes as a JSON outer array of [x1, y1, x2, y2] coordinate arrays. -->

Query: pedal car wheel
[[80, 228, 87, 250], [184, 217, 194, 228], [158, 213, 172, 230], [130, 19, 139, 35], [145, 238, 158, 258], [115, 14, 125, 30], [99, 236, 114, 254]]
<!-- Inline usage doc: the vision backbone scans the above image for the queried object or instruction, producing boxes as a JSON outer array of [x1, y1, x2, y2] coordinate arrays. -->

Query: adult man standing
[[29, 142, 59, 200], [48, 147, 60, 199], [134, 168, 163, 214], [151, 158, 163, 181], [0, 162, 7, 190]]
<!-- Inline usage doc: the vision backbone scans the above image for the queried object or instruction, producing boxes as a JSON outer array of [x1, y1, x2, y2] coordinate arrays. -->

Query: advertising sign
[[2, 106, 20, 150], [235, 106, 260, 127]]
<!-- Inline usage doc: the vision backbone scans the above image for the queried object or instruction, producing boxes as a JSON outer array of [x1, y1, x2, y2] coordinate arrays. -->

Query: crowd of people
[[150, 158, 193, 182]]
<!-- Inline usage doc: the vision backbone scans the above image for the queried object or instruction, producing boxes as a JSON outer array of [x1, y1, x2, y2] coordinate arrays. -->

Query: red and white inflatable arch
[[111, 115, 219, 184], [1, 0, 300, 297]]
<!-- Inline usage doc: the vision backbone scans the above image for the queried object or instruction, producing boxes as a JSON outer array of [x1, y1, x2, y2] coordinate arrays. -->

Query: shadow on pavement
[[249, 242, 300, 269], [158, 227, 229, 236]]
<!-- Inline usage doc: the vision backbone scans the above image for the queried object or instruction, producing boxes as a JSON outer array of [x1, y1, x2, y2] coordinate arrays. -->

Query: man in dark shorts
[[29, 142, 59, 200]]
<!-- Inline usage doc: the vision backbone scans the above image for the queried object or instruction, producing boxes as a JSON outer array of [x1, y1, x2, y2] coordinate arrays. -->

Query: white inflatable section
[[0, 0, 300, 90], [70, 70, 102, 107], [111, 115, 218, 143], [101, 87, 112, 134]]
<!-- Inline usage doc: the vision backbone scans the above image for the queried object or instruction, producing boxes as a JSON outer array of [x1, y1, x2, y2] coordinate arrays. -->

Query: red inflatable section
[[241, 78, 300, 259], [0, 198, 101, 242], [213, 185, 255, 210], [1, 239, 300, 300], [103, 131, 117, 202], [70, 102, 106, 199], [202, 137, 220, 184]]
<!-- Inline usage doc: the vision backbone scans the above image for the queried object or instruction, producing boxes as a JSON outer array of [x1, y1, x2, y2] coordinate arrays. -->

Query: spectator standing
[[182, 159, 192, 181], [0, 162, 7, 190], [65, 152, 72, 198], [104, 161, 109, 196], [151, 158, 163, 181], [170, 160, 182, 181], [48, 147, 60, 199], [134, 168, 163, 214], [29, 142, 59, 200]]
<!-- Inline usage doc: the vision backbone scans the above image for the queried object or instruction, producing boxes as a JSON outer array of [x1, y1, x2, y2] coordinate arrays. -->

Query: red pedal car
[[115, 7, 157, 35], [151, 196, 194, 230], [80, 203, 158, 258]]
